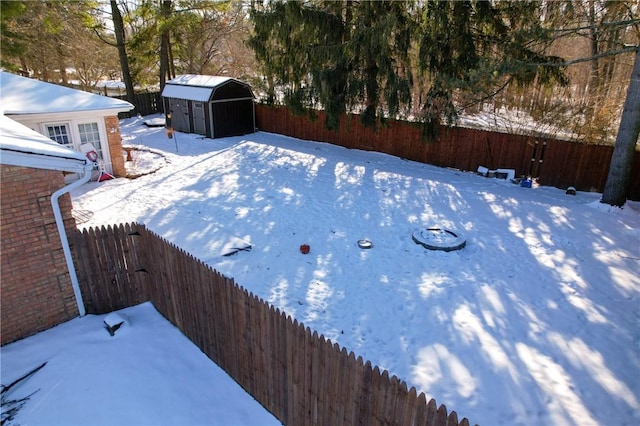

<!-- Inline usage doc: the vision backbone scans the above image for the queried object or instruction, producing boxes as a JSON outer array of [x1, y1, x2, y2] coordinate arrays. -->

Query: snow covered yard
[[0, 302, 280, 425], [9, 114, 638, 425]]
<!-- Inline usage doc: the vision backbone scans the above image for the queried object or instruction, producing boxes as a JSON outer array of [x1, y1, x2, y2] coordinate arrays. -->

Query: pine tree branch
[[552, 18, 640, 35], [519, 46, 639, 67], [460, 76, 515, 110]]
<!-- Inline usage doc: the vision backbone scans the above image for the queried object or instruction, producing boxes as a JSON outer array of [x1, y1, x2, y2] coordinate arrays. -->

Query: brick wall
[[1, 165, 80, 345], [104, 115, 125, 177]]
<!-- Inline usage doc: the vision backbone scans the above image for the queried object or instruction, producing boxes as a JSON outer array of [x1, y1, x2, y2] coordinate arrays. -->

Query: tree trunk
[[110, 0, 135, 106], [601, 47, 640, 207], [159, 0, 172, 92]]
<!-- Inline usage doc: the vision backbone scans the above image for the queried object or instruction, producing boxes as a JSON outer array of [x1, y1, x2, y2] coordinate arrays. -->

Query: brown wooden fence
[[71, 223, 473, 426], [115, 93, 639, 200], [115, 92, 164, 118], [255, 105, 640, 201]]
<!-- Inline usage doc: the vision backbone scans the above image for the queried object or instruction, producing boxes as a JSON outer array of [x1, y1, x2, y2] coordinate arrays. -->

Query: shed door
[[168, 99, 190, 133], [212, 100, 254, 138], [192, 102, 206, 136]]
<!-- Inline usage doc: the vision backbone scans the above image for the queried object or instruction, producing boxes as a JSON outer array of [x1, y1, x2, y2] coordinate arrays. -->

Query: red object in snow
[[300, 244, 310, 254], [98, 172, 114, 182]]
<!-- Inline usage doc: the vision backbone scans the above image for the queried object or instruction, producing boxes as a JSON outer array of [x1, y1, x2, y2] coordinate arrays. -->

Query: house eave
[[1, 149, 89, 173], [4, 107, 133, 120]]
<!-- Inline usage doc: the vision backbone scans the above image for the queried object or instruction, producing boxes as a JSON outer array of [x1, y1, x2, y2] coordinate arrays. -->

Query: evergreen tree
[[248, 0, 415, 130], [416, 0, 569, 138], [249, 0, 568, 135], [0, 0, 27, 72]]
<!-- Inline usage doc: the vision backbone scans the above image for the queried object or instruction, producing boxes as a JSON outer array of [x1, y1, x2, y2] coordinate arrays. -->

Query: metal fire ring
[[412, 227, 466, 252]]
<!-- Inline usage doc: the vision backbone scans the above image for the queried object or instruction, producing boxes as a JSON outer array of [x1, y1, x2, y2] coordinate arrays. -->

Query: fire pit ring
[[412, 227, 466, 252], [357, 239, 373, 249]]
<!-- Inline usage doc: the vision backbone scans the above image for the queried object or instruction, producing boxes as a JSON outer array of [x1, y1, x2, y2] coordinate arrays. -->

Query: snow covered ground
[[0, 302, 280, 425], [5, 114, 638, 425]]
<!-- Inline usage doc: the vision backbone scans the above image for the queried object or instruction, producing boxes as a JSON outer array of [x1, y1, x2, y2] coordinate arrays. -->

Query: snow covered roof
[[0, 71, 134, 115], [0, 114, 88, 173], [162, 74, 254, 102], [168, 74, 232, 88], [162, 85, 215, 102]]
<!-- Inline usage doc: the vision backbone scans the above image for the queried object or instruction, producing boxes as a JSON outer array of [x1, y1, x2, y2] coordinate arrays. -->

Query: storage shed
[[161, 74, 255, 139]]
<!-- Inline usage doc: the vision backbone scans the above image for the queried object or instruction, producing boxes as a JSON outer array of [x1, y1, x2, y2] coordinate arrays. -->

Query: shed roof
[[0, 115, 88, 173], [162, 85, 214, 102], [0, 71, 134, 115], [168, 74, 232, 88], [162, 74, 254, 102]]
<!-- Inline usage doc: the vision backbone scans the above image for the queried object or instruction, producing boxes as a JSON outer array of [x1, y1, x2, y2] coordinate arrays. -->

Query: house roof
[[0, 114, 88, 173], [0, 71, 134, 115], [162, 74, 254, 102]]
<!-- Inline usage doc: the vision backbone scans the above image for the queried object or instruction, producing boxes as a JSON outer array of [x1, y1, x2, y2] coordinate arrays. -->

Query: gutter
[[50, 162, 94, 317]]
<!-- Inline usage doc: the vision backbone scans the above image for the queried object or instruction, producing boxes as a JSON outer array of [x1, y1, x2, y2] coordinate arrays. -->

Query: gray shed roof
[[161, 74, 254, 102]]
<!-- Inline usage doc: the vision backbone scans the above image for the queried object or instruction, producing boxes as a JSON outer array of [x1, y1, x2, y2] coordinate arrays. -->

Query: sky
[[3, 114, 639, 425]]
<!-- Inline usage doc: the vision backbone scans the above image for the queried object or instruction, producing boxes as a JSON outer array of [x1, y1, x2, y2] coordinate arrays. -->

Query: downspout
[[50, 163, 93, 317]]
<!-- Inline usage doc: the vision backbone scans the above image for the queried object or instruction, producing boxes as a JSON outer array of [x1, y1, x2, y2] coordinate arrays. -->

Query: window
[[47, 124, 71, 147], [78, 123, 104, 159]]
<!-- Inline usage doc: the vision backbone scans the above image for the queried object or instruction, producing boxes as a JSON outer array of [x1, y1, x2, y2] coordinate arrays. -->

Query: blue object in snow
[[520, 179, 532, 188]]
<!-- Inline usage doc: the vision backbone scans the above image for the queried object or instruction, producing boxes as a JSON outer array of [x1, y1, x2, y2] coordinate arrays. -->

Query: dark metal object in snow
[[104, 321, 124, 336], [357, 239, 373, 249], [412, 227, 466, 252]]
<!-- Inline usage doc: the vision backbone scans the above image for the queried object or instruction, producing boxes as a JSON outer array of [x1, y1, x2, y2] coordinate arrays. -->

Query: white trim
[[7, 110, 121, 124], [0, 150, 88, 173], [209, 97, 255, 104], [209, 102, 215, 138]]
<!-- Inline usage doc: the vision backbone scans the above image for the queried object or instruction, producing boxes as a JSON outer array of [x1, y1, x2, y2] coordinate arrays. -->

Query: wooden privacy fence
[[71, 223, 473, 426], [255, 105, 640, 201], [115, 92, 164, 118], [114, 93, 639, 200]]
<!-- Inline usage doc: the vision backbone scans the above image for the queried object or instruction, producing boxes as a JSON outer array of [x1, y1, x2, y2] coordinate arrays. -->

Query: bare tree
[[159, 0, 172, 91], [110, 0, 135, 105], [601, 47, 640, 207]]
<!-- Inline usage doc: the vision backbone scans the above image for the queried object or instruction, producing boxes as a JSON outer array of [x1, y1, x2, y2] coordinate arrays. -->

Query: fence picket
[[414, 392, 428, 425], [435, 404, 449, 426], [425, 398, 438, 426], [357, 360, 374, 425], [447, 410, 459, 426], [285, 316, 295, 425]]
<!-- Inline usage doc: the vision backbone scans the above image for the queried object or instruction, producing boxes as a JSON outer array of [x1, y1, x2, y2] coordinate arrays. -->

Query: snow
[[1, 303, 280, 425], [0, 71, 133, 115], [0, 115, 87, 162], [167, 74, 233, 88], [4, 113, 639, 425], [161, 84, 215, 102]]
